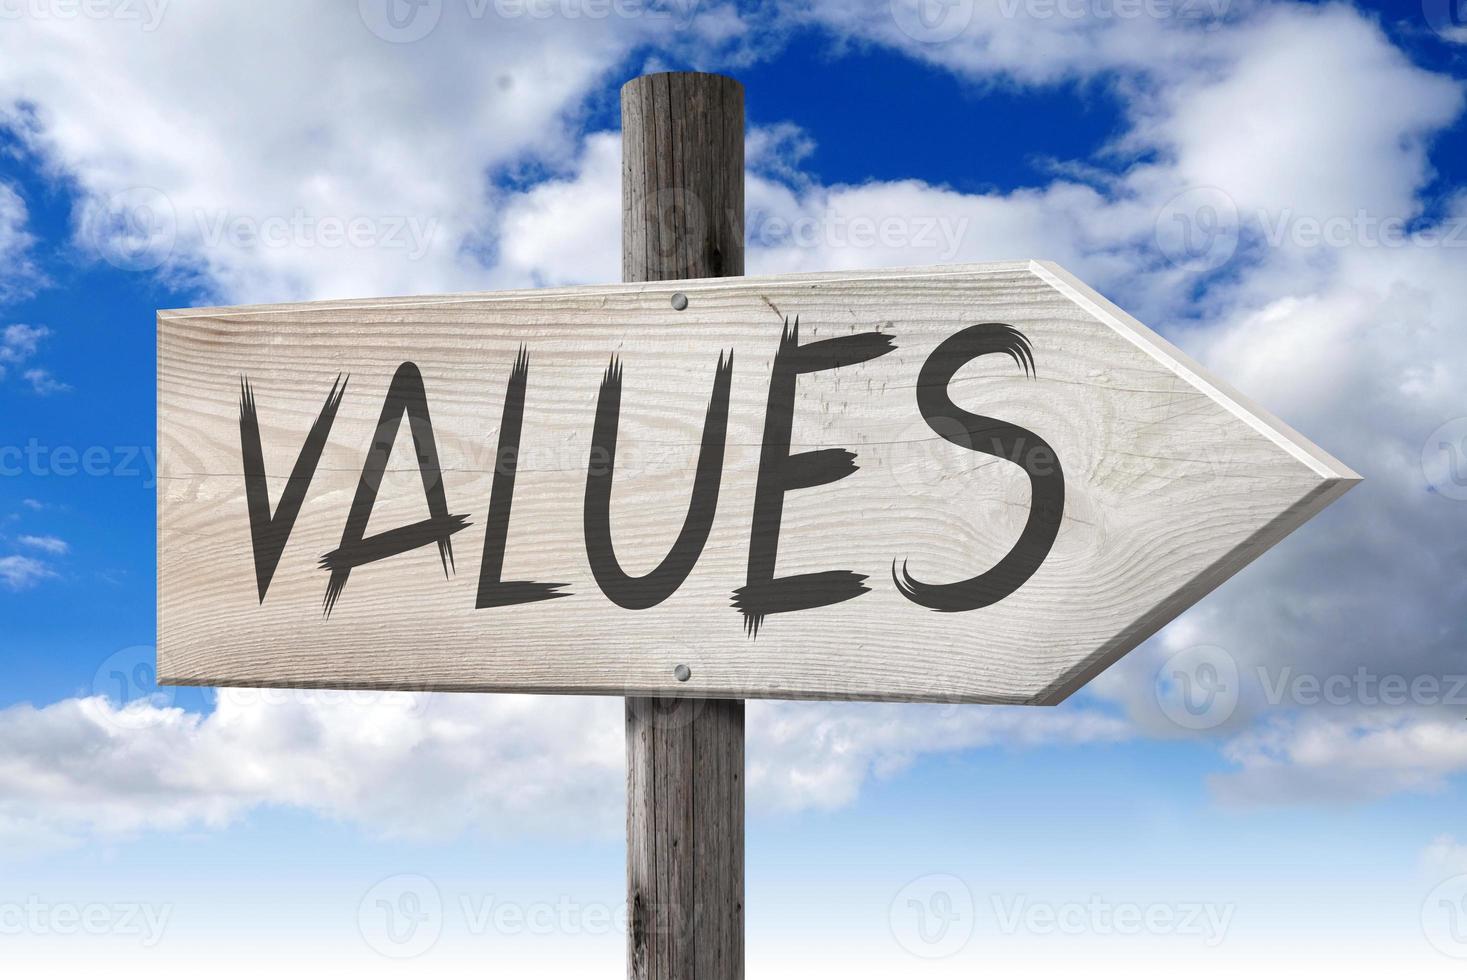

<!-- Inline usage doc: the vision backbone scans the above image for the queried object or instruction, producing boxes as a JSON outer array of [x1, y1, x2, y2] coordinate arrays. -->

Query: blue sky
[[2, 0, 1467, 974]]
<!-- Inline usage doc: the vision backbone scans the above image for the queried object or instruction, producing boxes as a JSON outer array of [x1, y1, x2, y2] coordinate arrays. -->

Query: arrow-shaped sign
[[156, 260, 1357, 703]]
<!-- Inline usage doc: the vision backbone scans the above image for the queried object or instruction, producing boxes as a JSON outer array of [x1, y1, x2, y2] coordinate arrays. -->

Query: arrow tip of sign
[[1027, 259, 1362, 490]]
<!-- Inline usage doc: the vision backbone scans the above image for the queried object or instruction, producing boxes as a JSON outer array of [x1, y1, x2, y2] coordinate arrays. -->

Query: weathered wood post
[[622, 71, 745, 980], [156, 63, 1356, 980]]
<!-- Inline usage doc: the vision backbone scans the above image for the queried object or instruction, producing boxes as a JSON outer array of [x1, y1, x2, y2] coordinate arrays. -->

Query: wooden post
[[622, 71, 745, 980]]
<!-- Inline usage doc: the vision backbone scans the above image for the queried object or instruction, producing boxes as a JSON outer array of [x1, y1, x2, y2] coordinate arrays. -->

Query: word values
[[237, 319, 1064, 635]]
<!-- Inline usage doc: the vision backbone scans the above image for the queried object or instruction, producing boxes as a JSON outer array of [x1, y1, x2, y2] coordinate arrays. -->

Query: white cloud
[[0, 323, 47, 374], [1210, 712, 1467, 805], [22, 367, 68, 395], [0, 0, 1462, 820], [3, 692, 624, 841], [1424, 835, 1467, 876], [0, 692, 1127, 851], [746, 172, 1123, 277], [689, 3, 1467, 809], [467, 121, 1140, 290], [1129, 6, 1461, 225], [0, 181, 39, 301], [1090, 199, 1467, 762], [0, 813, 77, 861], [803, 0, 1227, 85], [489, 132, 623, 287], [749, 701, 1129, 811], [739, 4, 1467, 805], [18, 534, 67, 555], [0, 554, 56, 589], [0, 324, 65, 392], [0, 2, 755, 304], [781, 3, 1463, 313]]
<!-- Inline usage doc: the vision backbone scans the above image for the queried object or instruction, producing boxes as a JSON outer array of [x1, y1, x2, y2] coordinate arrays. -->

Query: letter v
[[239, 374, 347, 603]]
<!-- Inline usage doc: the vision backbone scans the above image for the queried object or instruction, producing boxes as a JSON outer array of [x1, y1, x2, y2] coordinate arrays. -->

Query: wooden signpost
[[156, 73, 1357, 978], [155, 265, 1357, 702], [621, 73, 744, 980]]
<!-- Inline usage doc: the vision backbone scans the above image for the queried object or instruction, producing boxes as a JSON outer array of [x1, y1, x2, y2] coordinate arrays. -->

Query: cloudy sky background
[[1, 0, 1466, 974]]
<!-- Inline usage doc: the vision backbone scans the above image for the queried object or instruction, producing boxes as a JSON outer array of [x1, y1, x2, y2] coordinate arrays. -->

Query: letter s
[[894, 323, 1064, 611]]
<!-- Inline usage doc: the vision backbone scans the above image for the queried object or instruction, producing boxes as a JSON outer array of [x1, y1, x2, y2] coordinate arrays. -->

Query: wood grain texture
[[626, 696, 744, 980], [621, 71, 744, 980], [622, 71, 743, 283], [155, 260, 1359, 705]]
